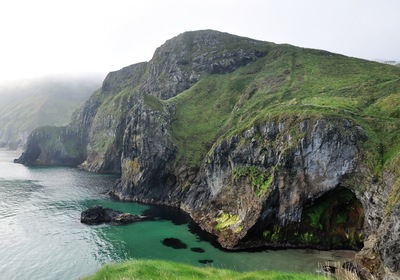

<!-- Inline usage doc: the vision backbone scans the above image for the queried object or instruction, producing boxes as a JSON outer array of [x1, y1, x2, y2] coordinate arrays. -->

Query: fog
[[0, 0, 399, 84], [0, 72, 105, 97], [0, 72, 104, 149]]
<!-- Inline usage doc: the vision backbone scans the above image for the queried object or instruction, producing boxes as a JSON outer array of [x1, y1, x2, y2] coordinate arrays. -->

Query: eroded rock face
[[17, 30, 400, 279], [18, 30, 269, 173], [183, 118, 368, 249], [355, 235, 385, 280], [378, 204, 400, 277], [14, 126, 85, 166], [109, 99, 178, 204], [144, 30, 268, 100]]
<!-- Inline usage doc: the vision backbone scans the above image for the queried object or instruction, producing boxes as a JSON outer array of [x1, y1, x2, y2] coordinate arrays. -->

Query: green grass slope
[[84, 259, 326, 280], [167, 45, 400, 179]]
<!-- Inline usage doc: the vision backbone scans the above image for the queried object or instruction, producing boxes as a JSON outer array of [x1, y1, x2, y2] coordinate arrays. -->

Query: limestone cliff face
[[108, 30, 270, 200], [17, 30, 400, 279], [18, 30, 268, 171], [183, 118, 367, 248], [111, 98, 178, 203], [378, 204, 400, 275], [79, 63, 149, 173], [15, 125, 85, 166], [144, 30, 268, 99]]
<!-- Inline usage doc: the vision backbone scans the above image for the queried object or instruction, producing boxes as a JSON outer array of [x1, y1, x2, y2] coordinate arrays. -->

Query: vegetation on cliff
[[169, 45, 400, 172], [18, 30, 400, 278], [20, 31, 400, 178], [84, 259, 326, 280]]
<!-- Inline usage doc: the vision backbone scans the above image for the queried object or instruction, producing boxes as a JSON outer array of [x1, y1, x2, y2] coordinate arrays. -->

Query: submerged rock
[[161, 237, 187, 249], [81, 205, 151, 225], [190, 247, 205, 253]]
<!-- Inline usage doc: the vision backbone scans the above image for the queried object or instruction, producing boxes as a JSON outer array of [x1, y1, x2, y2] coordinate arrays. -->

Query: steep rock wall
[[17, 30, 400, 279], [15, 90, 103, 167], [183, 118, 368, 249], [144, 30, 268, 99], [110, 98, 178, 203]]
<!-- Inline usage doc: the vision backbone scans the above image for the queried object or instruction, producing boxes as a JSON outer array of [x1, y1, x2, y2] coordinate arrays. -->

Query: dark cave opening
[[299, 186, 364, 249], [242, 186, 365, 250]]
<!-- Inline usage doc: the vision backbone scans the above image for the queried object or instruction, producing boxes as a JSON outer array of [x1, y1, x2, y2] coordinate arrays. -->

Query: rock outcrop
[[17, 30, 400, 279], [81, 205, 151, 225], [183, 118, 367, 249], [378, 204, 400, 279], [14, 126, 85, 166]]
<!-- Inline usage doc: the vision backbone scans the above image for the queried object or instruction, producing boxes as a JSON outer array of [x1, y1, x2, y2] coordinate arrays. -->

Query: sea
[[0, 149, 354, 279]]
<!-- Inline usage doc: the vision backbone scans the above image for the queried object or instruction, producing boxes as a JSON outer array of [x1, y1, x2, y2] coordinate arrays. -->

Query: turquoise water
[[0, 150, 354, 279]]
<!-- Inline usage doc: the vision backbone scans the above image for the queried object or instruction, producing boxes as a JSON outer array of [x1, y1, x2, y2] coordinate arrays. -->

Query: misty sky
[[0, 0, 399, 83]]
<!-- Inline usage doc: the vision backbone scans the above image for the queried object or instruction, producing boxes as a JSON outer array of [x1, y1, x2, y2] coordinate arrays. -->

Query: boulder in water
[[81, 205, 151, 225]]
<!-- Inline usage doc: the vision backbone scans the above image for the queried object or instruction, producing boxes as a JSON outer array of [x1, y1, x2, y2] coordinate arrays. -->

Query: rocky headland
[[16, 30, 400, 279]]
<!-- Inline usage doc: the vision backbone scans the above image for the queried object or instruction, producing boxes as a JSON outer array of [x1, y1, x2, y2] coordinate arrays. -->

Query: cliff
[[0, 74, 102, 149], [17, 30, 400, 279]]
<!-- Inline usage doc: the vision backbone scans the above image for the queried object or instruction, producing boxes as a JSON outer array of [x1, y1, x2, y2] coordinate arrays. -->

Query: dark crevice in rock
[[240, 187, 364, 250]]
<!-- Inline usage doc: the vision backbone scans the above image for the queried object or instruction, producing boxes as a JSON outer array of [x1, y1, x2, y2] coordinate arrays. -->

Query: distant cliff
[[0, 74, 103, 149], [17, 30, 400, 279]]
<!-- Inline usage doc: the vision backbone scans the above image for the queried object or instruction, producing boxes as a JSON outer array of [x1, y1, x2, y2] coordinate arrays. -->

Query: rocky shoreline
[[17, 30, 400, 279]]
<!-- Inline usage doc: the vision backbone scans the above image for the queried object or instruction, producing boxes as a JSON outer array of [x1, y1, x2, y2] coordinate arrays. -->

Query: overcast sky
[[0, 0, 399, 83]]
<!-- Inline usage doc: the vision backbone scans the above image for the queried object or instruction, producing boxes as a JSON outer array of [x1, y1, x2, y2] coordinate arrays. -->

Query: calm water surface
[[0, 150, 354, 279]]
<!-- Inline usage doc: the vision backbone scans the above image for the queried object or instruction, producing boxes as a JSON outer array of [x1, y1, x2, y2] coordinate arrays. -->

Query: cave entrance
[[300, 186, 364, 249]]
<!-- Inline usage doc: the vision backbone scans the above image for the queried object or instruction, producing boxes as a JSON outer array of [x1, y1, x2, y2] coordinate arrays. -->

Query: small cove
[[0, 150, 355, 280]]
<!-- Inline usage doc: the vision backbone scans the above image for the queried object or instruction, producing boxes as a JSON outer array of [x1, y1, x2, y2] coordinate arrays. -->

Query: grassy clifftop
[[84, 259, 326, 280], [168, 45, 400, 174]]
